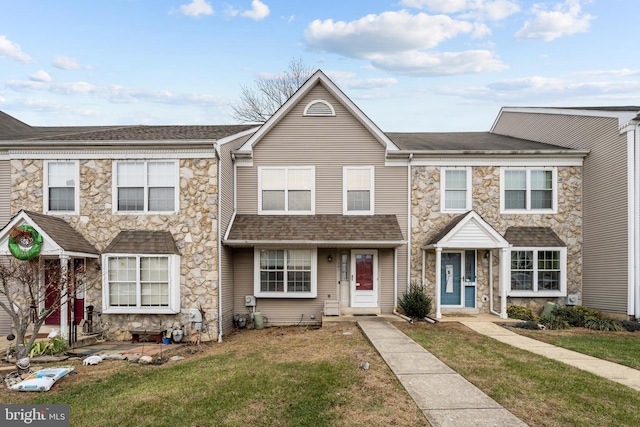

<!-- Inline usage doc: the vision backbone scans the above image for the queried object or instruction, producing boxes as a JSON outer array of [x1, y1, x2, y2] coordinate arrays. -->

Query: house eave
[[223, 239, 407, 248]]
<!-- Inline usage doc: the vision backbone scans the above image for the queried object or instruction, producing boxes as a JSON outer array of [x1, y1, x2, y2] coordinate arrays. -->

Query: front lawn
[[399, 322, 640, 427], [1, 326, 429, 427], [511, 326, 640, 369]]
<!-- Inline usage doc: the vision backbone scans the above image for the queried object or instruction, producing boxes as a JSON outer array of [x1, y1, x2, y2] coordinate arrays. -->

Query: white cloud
[[573, 68, 640, 78], [30, 70, 52, 83], [323, 71, 397, 90], [53, 55, 92, 70], [241, 0, 270, 21], [179, 0, 214, 17], [515, 0, 594, 41], [371, 50, 507, 76], [305, 11, 477, 57], [399, 0, 520, 21], [0, 35, 32, 63]]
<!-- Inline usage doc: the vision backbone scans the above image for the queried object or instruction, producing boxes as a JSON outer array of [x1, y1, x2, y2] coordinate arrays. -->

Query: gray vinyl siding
[[234, 82, 408, 319], [493, 112, 628, 314], [219, 135, 253, 335], [0, 160, 10, 226]]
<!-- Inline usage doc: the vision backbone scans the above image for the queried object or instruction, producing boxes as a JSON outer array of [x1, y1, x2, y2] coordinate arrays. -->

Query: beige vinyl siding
[[219, 135, 253, 335], [232, 248, 335, 325], [494, 112, 627, 314], [0, 160, 10, 226], [234, 82, 408, 317]]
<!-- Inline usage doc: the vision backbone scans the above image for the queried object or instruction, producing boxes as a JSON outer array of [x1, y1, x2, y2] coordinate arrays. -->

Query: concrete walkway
[[461, 321, 640, 392], [358, 320, 528, 427]]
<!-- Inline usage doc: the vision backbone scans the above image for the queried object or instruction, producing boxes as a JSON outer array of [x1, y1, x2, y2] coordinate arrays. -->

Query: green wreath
[[8, 225, 43, 260]]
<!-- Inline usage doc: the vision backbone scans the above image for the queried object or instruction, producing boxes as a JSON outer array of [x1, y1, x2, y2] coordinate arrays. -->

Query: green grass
[[2, 327, 429, 427], [513, 329, 640, 369], [399, 322, 640, 427], [17, 352, 355, 427]]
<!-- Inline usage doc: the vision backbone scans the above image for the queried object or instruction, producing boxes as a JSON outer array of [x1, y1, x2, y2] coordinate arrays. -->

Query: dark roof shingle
[[22, 210, 98, 254], [386, 132, 568, 151], [504, 227, 566, 247], [226, 214, 405, 246], [103, 231, 180, 254]]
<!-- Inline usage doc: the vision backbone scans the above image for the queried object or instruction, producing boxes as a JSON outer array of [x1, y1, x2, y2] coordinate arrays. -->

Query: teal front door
[[441, 253, 462, 306]]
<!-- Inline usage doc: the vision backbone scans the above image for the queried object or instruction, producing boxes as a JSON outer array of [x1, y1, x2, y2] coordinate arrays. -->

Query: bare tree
[[231, 58, 316, 123], [0, 257, 91, 359]]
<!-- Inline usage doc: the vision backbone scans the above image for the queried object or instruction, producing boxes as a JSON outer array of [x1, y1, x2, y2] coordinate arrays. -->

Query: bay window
[[509, 247, 566, 296]]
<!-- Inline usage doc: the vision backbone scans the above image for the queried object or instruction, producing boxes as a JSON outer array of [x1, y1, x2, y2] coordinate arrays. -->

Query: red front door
[[44, 259, 85, 326], [351, 250, 378, 308]]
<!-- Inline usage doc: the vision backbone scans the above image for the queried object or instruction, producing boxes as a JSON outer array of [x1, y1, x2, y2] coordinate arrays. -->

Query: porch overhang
[[422, 211, 510, 250], [0, 210, 99, 259], [224, 214, 406, 248]]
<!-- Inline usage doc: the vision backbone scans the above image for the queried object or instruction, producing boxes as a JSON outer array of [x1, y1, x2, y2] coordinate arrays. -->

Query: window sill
[[254, 292, 317, 299], [508, 291, 565, 298], [500, 209, 557, 215], [112, 210, 179, 215], [103, 307, 179, 315]]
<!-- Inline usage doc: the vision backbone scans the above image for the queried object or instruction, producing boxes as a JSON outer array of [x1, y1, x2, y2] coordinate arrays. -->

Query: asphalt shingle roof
[[504, 227, 566, 247], [386, 132, 568, 151], [22, 210, 98, 255], [103, 231, 180, 255], [226, 214, 405, 246]]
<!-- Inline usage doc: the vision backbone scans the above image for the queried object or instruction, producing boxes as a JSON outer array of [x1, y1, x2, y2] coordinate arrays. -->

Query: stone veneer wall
[[11, 158, 219, 341], [411, 166, 583, 316]]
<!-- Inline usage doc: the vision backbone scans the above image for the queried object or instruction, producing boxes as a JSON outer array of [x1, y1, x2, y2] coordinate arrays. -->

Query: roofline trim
[[492, 107, 639, 131]]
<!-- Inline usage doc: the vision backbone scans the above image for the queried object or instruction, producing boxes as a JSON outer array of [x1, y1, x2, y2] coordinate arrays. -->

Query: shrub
[[29, 336, 67, 357], [513, 321, 542, 330], [539, 315, 570, 330], [398, 283, 432, 319], [619, 320, 640, 332], [584, 317, 623, 332], [507, 305, 535, 321], [553, 305, 601, 327]]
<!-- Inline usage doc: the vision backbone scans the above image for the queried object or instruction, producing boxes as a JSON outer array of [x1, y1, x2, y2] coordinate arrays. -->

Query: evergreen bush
[[398, 283, 432, 319]]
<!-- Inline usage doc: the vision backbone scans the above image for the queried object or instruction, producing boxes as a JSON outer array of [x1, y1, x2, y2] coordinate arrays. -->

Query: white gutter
[[488, 250, 500, 317], [628, 128, 637, 317], [407, 154, 413, 291], [635, 125, 640, 319], [216, 142, 223, 343], [393, 247, 398, 309]]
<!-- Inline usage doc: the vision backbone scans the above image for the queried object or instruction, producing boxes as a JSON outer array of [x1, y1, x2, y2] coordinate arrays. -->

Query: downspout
[[216, 143, 223, 343], [635, 124, 640, 319], [488, 250, 500, 316], [407, 153, 413, 291]]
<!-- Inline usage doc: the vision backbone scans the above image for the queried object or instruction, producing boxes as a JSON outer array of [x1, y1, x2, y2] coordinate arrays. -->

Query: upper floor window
[[509, 248, 566, 296], [44, 161, 79, 214], [343, 166, 374, 215], [501, 168, 556, 213], [441, 167, 471, 213], [113, 161, 178, 213], [258, 167, 315, 214]]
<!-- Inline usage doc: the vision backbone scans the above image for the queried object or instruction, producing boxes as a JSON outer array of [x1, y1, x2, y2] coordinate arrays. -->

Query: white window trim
[[101, 253, 181, 314], [303, 99, 336, 116], [441, 167, 472, 213], [257, 166, 315, 215], [500, 167, 557, 214], [43, 160, 80, 215], [253, 247, 318, 298], [343, 166, 375, 215], [111, 160, 179, 215], [507, 247, 567, 297]]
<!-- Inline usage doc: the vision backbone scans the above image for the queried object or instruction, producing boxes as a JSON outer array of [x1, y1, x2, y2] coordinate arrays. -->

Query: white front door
[[350, 250, 378, 308]]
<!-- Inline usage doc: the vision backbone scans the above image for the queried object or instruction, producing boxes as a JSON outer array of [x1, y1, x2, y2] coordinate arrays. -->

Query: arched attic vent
[[303, 100, 335, 117]]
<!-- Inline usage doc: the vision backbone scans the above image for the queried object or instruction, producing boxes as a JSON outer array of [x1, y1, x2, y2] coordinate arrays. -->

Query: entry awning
[[0, 210, 99, 258], [224, 214, 406, 248], [423, 211, 509, 250]]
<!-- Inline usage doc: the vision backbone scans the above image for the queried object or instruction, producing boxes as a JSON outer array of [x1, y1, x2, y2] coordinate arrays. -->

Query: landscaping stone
[[138, 355, 153, 364]]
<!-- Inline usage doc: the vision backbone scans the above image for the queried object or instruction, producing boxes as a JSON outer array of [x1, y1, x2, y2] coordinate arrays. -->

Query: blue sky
[[0, 0, 637, 131]]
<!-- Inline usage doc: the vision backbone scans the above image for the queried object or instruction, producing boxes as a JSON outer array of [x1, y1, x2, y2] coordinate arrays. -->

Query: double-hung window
[[254, 248, 317, 298], [509, 248, 566, 296], [103, 254, 180, 313], [441, 167, 471, 212], [343, 166, 374, 215], [44, 161, 79, 214], [501, 168, 556, 213], [259, 167, 314, 214], [114, 161, 178, 213]]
